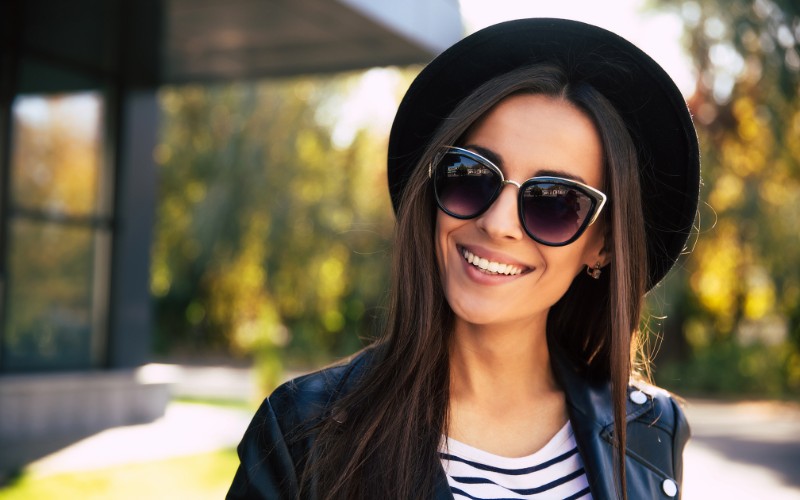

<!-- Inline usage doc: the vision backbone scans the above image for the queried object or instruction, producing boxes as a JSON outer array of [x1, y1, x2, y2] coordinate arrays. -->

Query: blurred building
[[0, 0, 462, 471]]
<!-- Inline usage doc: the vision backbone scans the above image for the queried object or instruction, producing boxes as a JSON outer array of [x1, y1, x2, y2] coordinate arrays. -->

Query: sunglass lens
[[434, 153, 499, 217], [521, 183, 593, 244]]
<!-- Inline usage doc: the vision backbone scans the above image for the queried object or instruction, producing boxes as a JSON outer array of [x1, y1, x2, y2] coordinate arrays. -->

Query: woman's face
[[435, 93, 607, 330]]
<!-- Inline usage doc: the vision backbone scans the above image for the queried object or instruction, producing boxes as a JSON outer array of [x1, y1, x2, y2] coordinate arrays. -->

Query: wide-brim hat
[[387, 18, 700, 290]]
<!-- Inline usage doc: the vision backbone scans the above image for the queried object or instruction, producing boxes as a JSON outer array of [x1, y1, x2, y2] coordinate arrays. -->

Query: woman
[[228, 18, 699, 500]]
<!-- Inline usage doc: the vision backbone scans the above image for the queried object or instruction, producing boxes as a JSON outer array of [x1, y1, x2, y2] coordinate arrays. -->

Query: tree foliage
[[649, 0, 800, 395], [152, 75, 401, 389]]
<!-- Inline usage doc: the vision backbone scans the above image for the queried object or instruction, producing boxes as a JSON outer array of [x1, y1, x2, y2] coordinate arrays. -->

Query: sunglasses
[[429, 146, 608, 246]]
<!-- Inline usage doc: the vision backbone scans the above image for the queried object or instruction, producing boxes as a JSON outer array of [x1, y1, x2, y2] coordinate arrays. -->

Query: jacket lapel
[[550, 347, 658, 500], [433, 467, 455, 499], [551, 349, 618, 500]]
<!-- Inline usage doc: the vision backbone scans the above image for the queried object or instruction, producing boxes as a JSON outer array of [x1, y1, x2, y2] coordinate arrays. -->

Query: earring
[[586, 262, 602, 279]]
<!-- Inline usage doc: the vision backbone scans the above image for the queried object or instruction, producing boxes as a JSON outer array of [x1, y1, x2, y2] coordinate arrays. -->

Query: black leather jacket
[[228, 348, 690, 499]]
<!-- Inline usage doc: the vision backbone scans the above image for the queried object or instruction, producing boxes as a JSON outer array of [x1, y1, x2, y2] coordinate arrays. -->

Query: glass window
[[2, 90, 110, 372], [11, 93, 105, 217], [3, 220, 96, 371]]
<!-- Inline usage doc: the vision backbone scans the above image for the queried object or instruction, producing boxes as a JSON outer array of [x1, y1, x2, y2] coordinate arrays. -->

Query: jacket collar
[[550, 345, 655, 500], [549, 344, 653, 430], [550, 346, 615, 426]]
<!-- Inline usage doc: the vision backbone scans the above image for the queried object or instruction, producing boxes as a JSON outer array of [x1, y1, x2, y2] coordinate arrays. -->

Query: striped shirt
[[439, 421, 592, 500]]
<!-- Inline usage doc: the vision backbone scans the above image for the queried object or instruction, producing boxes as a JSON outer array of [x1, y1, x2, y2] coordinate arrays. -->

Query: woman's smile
[[459, 245, 530, 277]]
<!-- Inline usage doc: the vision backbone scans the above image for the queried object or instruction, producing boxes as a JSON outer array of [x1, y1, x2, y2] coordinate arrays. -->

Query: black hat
[[387, 18, 700, 290]]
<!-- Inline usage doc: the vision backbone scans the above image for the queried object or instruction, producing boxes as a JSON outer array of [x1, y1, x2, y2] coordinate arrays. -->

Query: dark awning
[[164, 0, 464, 83]]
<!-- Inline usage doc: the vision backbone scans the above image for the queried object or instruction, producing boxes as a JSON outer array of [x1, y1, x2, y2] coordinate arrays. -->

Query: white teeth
[[461, 248, 523, 276]]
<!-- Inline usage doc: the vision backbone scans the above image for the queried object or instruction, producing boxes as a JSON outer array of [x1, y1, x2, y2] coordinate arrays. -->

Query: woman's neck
[[448, 315, 558, 401], [446, 315, 568, 457]]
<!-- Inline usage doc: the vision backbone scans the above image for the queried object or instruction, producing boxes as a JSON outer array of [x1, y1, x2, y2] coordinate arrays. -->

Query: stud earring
[[586, 262, 602, 279]]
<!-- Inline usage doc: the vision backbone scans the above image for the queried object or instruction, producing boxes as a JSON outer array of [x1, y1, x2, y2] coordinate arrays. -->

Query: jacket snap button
[[629, 390, 647, 405], [662, 478, 678, 497]]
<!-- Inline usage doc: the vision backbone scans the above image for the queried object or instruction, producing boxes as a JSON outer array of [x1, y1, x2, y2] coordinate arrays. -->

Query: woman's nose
[[475, 184, 525, 240]]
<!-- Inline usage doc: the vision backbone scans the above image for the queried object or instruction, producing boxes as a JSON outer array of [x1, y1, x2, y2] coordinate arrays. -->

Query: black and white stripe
[[440, 421, 592, 499]]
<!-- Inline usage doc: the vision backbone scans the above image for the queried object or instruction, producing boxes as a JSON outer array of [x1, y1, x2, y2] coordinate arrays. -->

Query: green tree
[[151, 74, 401, 391], [650, 0, 800, 395]]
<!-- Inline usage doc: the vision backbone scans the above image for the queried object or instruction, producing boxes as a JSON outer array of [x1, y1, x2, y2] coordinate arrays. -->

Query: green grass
[[173, 395, 259, 412], [0, 448, 240, 500]]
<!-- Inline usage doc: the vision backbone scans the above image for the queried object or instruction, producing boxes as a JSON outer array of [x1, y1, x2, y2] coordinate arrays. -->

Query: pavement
[[16, 366, 800, 499], [25, 402, 253, 477], [681, 399, 800, 500]]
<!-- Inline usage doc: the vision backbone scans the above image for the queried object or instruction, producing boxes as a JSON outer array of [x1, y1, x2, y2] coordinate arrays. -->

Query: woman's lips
[[458, 245, 532, 277]]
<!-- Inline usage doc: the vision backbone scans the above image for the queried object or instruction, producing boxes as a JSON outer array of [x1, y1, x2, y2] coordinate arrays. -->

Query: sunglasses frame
[[429, 146, 608, 247]]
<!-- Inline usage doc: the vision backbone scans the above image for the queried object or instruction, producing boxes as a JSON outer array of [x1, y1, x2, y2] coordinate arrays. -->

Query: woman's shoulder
[[267, 348, 375, 429], [625, 379, 689, 435], [622, 379, 691, 483], [229, 351, 377, 499]]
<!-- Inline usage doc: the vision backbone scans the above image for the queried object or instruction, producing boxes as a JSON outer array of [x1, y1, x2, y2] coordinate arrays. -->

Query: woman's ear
[[597, 245, 612, 268], [584, 227, 612, 269]]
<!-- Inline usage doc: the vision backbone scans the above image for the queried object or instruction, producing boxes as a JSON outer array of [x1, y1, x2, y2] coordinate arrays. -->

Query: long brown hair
[[299, 64, 647, 499]]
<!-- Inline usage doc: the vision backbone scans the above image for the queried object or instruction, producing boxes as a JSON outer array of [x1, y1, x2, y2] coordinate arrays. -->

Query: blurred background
[[0, 0, 798, 498]]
